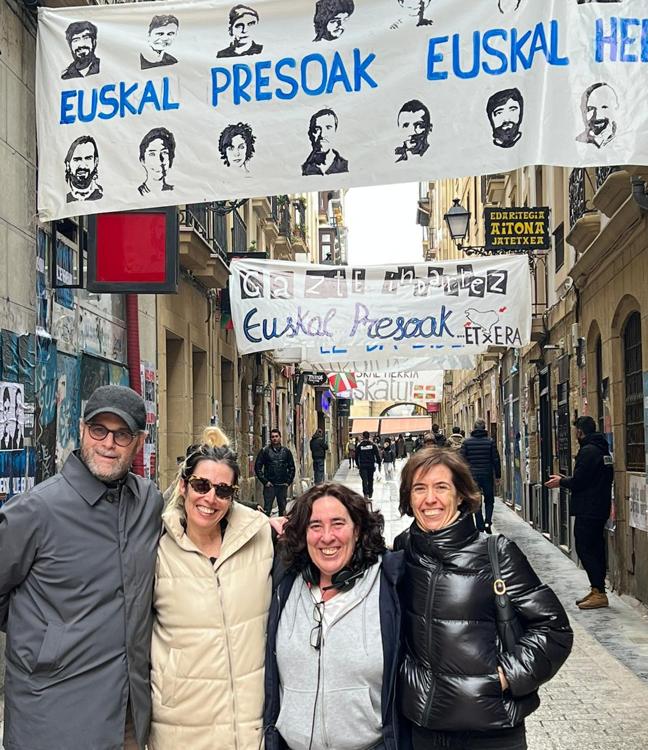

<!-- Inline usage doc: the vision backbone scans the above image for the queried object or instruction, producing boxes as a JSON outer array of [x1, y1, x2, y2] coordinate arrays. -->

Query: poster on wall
[[0, 383, 26, 451], [141, 361, 157, 479], [629, 472, 648, 533], [36, 0, 648, 221], [0, 450, 36, 505], [56, 353, 81, 470]]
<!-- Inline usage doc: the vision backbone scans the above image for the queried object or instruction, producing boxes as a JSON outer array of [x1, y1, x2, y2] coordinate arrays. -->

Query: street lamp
[[444, 198, 471, 243], [443, 197, 530, 260]]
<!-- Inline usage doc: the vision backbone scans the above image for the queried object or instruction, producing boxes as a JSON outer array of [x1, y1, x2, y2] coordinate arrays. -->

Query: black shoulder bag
[[487, 534, 525, 652]]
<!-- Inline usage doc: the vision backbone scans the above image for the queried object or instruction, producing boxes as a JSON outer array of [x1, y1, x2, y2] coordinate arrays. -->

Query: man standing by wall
[[255, 428, 295, 516], [461, 418, 501, 534], [309, 428, 328, 484], [546, 416, 613, 610], [356, 430, 381, 499], [0, 385, 163, 750]]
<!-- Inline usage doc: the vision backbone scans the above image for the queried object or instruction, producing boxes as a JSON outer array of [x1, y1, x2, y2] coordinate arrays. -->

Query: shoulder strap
[[487, 534, 501, 579]]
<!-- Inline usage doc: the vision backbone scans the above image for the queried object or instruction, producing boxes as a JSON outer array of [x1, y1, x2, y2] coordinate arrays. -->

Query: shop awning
[[350, 418, 380, 435], [379, 416, 433, 436]]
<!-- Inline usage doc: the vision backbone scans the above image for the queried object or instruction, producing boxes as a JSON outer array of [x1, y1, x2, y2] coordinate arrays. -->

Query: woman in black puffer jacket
[[394, 448, 573, 750]]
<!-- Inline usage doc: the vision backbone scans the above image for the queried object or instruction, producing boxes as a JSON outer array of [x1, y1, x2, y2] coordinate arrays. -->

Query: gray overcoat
[[0, 452, 163, 750]]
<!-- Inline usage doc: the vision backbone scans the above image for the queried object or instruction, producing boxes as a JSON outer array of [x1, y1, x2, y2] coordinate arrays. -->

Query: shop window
[[623, 312, 645, 472]]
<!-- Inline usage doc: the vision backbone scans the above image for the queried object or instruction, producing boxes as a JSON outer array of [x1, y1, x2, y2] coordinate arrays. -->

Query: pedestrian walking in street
[[263, 482, 405, 750], [431, 423, 448, 447], [354, 435, 360, 468], [404, 433, 415, 455], [0, 385, 163, 750], [545, 415, 614, 610], [447, 425, 465, 450], [395, 448, 573, 750], [149, 445, 273, 750], [461, 418, 502, 533], [346, 433, 355, 468], [356, 430, 382, 499], [414, 433, 425, 452], [310, 428, 328, 484], [383, 437, 396, 480], [395, 433, 406, 461], [255, 428, 296, 516]]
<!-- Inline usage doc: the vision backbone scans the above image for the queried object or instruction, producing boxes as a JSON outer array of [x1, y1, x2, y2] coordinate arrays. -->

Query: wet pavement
[[335, 460, 648, 750]]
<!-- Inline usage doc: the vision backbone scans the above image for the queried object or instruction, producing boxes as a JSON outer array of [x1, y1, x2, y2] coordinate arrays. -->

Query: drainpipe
[[126, 293, 145, 476]]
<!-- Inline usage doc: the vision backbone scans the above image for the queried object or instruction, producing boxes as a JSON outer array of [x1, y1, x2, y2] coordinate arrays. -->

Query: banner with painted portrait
[[36, 0, 648, 220]]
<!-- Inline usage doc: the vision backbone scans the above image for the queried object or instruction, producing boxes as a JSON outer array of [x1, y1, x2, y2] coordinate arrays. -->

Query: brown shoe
[[578, 589, 609, 609], [575, 588, 595, 606]]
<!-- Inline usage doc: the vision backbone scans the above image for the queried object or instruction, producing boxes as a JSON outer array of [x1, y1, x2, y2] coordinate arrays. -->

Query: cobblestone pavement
[[3, 463, 648, 749], [335, 461, 648, 750]]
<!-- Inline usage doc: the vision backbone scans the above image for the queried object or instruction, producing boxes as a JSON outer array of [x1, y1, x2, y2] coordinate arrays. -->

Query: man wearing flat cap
[[0, 385, 163, 750]]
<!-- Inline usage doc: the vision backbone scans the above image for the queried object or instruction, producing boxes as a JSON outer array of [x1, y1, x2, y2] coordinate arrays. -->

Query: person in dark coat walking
[[310, 428, 328, 484], [545, 415, 613, 609], [356, 430, 382, 499], [395, 434, 407, 460], [255, 428, 296, 516], [263, 482, 406, 750], [0, 385, 163, 750], [461, 418, 502, 533], [395, 448, 573, 750]]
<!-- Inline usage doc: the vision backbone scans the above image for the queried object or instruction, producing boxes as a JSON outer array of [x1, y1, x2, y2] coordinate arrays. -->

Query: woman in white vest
[[149, 445, 273, 750], [263, 482, 405, 750]]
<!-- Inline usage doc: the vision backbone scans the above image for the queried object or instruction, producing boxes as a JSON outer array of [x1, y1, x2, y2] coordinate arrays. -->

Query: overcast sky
[[346, 183, 423, 265]]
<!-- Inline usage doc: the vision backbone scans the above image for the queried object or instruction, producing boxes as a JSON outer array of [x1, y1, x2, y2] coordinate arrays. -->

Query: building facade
[[422, 166, 648, 605]]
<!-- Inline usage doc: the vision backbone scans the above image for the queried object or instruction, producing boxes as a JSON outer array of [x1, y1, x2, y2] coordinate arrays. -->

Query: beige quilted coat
[[149, 501, 273, 750]]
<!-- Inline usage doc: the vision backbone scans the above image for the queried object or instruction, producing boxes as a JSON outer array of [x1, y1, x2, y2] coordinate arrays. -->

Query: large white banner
[[339, 369, 444, 402], [37, 0, 648, 220], [229, 255, 532, 357]]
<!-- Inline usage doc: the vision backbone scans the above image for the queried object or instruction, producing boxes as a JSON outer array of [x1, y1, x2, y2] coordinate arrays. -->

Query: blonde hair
[[165, 426, 231, 512]]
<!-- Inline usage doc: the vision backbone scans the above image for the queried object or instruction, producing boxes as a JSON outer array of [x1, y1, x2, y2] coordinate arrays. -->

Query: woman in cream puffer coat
[[149, 444, 273, 750]]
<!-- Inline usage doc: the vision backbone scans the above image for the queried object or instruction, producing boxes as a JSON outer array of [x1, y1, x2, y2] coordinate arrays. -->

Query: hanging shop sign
[[336, 398, 352, 417], [37, 0, 648, 221], [302, 372, 328, 387], [484, 207, 551, 251], [229, 255, 532, 358]]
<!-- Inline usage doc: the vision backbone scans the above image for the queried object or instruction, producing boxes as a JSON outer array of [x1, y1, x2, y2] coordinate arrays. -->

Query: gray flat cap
[[83, 385, 147, 433]]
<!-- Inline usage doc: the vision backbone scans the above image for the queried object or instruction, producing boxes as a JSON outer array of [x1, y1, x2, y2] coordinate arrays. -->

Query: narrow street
[[333, 460, 648, 750]]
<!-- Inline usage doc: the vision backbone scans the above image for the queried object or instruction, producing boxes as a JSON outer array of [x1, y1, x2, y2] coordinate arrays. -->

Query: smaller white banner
[[229, 255, 532, 358], [339, 369, 443, 403]]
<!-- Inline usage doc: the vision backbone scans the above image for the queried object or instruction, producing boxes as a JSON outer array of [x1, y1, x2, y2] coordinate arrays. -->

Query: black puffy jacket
[[394, 516, 573, 733], [560, 432, 613, 520], [461, 428, 501, 481], [255, 445, 296, 486]]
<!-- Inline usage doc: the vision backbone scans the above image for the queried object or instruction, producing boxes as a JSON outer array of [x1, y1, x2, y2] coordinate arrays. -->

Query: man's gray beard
[[80, 444, 132, 483]]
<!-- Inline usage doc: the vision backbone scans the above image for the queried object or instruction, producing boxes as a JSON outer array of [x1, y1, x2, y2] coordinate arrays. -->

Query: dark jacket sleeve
[[254, 448, 267, 484], [373, 444, 382, 467], [495, 536, 573, 698], [0, 494, 41, 631], [285, 449, 296, 485], [491, 441, 502, 479], [559, 445, 599, 493]]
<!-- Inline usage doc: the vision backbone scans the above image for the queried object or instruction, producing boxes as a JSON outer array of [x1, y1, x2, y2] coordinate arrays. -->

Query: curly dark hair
[[399, 446, 481, 516], [218, 122, 256, 166], [280, 482, 386, 572]]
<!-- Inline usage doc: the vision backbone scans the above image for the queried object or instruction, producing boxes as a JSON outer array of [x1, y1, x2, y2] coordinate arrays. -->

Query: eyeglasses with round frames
[[186, 476, 238, 499], [86, 423, 137, 447], [310, 601, 324, 651]]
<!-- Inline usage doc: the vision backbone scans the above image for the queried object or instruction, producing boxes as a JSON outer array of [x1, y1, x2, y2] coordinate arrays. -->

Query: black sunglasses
[[186, 475, 238, 499]]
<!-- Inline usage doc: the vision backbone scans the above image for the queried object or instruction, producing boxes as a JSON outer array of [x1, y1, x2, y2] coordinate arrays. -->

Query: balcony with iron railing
[[566, 169, 600, 255], [179, 203, 230, 288]]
